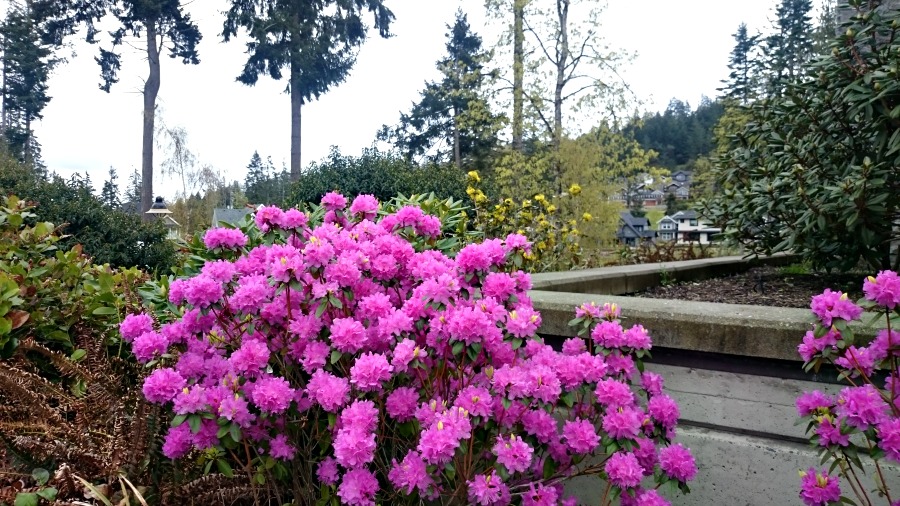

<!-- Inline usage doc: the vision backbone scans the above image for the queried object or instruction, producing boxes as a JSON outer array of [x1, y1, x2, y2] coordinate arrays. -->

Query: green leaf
[[451, 341, 465, 356], [14, 492, 38, 506], [91, 306, 118, 316], [36, 487, 57, 501], [171, 414, 187, 427], [70, 349, 86, 362], [31, 468, 50, 486], [188, 414, 202, 433], [230, 422, 241, 442], [216, 459, 235, 478], [330, 350, 343, 365]]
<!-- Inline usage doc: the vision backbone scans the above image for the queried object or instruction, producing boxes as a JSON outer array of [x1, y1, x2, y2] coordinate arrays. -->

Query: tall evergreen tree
[[0, 1, 54, 166], [223, 0, 395, 182], [764, 0, 814, 95], [720, 23, 761, 105], [379, 11, 502, 171], [35, 1, 201, 219], [100, 166, 121, 209]]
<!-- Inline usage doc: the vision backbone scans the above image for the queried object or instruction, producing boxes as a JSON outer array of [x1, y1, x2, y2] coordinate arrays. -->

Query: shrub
[[128, 194, 695, 505], [795, 269, 900, 505], [288, 147, 468, 206], [467, 171, 589, 272], [706, 6, 900, 272], [0, 196, 168, 504]]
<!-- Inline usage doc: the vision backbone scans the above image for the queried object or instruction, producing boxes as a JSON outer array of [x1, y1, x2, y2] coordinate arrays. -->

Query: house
[[212, 207, 252, 228], [617, 211, 657, 246], [671, 170, 691, 184], [658, 210, 721, 245]]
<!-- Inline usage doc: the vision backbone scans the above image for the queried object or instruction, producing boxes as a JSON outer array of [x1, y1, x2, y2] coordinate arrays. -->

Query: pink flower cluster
[[796, 271, 900, 505], [127, 194, 694, 505]]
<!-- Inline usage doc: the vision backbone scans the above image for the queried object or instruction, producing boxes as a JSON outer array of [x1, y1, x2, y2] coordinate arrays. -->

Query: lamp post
[[144, 196, 180, 239]]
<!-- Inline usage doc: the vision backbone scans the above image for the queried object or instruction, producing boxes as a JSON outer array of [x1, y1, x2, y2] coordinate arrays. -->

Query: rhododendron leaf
[[814, 325, 829, 338], [567, 317, 581, 327], [501, 398, 511, 409], [444, 462, 456, 480], [92, 306, 117, 316], [466, 346, 479, 362], [230, 423, 241, 442], [327, 413, 336, 428], [188, 415, 201, 433], [254, 473, 266, 485], [36, 488, 57, 501], [13, 492, 38, 506], [543, 457, 557, 479], [70, 349, 86, 362], [216, 459, 234, 478], [216, 425, 230, 439], [561, 392, 575, 408], [636, 360, 645, 373], [328, 295, 342, 309], [315, 303, 326, 318], [171, 414, 187, 427], [451, 342, 464, 356], [511, 338, 523, 350], [330, 350, 342, 365]]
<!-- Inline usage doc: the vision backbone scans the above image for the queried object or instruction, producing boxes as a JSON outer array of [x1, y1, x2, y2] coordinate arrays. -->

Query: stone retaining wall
[[529, 257, 894, 505]]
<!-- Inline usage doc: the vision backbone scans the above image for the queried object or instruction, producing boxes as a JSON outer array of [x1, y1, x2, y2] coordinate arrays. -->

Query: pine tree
[[379, 10, 502, 170], [0, 1, 54, 166], [764, 0, 814, 95], [37, 1, 202, 218], [223, 0, 395, 181], [720, 23, 761, 105], [100, 166, 121, 209]]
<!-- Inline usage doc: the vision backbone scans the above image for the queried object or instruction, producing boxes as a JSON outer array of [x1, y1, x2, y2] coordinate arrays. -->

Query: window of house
[[689, 219, 698, 226]]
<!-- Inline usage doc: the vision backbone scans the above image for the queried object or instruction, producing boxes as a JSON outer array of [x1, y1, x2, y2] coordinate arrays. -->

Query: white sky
[[10, 0, 822, 199]]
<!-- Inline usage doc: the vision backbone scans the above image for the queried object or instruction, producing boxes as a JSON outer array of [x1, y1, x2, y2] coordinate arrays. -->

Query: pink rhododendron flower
[[162, 424, 192, 459], [120, 313, 154, 343], [350, 352, 393, 391], [467, 470, 510, 506], [142, 368, 185, 404], [493, 434, 533, 473], [203, 227, 247, 250], [254, 205, 284, 232], [816, 416, 850, 447], [863, 270, 900, 309], [249, 376, 294, 413], [338, 468, 378, 506], [592, 320, 626, 348], [799, 468, 841, 506], [307, 370, 350, 412], [595, 378, 635, 408], [658, 444, 697, 482], [648, 394, 680, 431], [521, 482, 559, 506], [132, 331, 169, 363], [563, 418, 599, 454], [349, 194, 379, 219], [641, 372, 664, 397], [386, 387, 419, 422], [278, 208, 308, 229], [836, 384, 889, 429], [605, 451, 643, 488], [268, 434, 296, 460], [878, 417, 900, 463], [330, 317, 368, 354], [796, 391, 834, 417], [388, 451, 433, 496], [317, 457, 339, 485], [321, 192, 348, 211], [603, 407, 643, 440], [810, 289, 863, 326], [230, 339, 271, 375]]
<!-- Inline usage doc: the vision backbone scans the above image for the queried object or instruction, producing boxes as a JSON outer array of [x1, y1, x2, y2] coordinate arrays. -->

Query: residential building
[[617, 211, 657, 246], [658, 210, 721, 245]]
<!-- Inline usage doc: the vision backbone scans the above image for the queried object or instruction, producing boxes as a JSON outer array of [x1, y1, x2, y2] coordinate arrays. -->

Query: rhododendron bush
[[125, 193, 695, 505], [796, 270, 900, 506]]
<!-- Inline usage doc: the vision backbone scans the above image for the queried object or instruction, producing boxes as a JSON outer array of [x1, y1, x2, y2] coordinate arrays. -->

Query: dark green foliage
[[287, 147, 468, 206], [720, 23, 761, 105], [764, 0, 814, 96], [0, 148, 175, 272], [244, 151, 290, 205], [706, 4, 900, 272], [222, 0, 395, 177], [0, 2, 55, 166], [378, 10, 502, 171], [99, 166, 121, 209], [629, 98, 724, 170]]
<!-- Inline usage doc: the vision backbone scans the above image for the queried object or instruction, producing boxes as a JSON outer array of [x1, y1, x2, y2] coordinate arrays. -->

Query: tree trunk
[[453, 106, 461, 170], [552, 0, 570, 195], [290, 62, 302, 182], [512, 0, 525, 152], [141, 20, 161, 219]]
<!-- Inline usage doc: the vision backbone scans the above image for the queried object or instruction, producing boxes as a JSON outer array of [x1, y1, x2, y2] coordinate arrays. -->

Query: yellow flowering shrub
[[466, 172, 588, 272]]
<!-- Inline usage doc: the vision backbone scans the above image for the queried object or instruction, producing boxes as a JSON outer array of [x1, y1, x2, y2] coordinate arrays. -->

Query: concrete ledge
[[531, 254, 795, 295], [530, 291, 881, 362]]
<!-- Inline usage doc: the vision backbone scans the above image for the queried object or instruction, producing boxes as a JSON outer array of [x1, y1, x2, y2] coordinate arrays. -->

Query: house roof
[[657, 215, 677, 224], [618, 212, 656, 240], [212, 208, 252, 227], [672, 210, 699, 220]]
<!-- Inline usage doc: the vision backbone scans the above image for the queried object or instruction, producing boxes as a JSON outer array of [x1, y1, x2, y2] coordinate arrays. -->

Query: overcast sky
[[12, 0, 822, 199]]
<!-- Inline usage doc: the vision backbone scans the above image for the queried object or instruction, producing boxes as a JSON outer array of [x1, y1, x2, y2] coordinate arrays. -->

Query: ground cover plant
[[129, 194, 696, 505], [795, 269, 900, 505]]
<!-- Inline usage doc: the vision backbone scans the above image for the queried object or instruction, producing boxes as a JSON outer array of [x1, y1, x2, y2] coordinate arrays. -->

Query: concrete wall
[[529, 263, 893, 506], [530, 254, 795, 297]]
